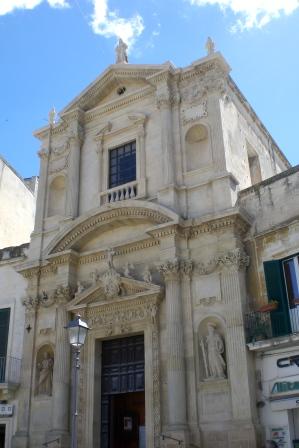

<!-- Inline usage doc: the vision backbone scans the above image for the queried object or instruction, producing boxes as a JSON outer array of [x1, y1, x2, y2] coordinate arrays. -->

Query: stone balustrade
[[101, 181, 138, 204]]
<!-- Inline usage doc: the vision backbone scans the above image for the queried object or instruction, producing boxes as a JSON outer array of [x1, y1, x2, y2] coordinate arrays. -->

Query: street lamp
[[66, 314, 90, 448]]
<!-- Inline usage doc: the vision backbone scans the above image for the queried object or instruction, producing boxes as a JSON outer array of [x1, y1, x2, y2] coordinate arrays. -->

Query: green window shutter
[[263, 260, 291, 337], [0, 308, 10, 357]]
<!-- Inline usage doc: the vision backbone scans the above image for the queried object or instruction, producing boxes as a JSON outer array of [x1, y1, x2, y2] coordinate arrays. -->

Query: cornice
[[188, 212, 251, 239], [48, 205, 173, 254], [79, 238, 159, 265], [19, 263, 58, 279]]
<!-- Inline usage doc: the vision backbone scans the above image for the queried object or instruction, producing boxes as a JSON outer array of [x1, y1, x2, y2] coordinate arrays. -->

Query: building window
[[283, 256, 299, 308], [264, 255, 299, 337], [109, 141, 136, 189], [0, 308, 10, 383]]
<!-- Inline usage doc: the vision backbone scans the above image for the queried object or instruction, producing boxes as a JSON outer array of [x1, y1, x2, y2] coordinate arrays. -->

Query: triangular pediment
[[61, 62, 174, 114], [67, 271, 161, 312]]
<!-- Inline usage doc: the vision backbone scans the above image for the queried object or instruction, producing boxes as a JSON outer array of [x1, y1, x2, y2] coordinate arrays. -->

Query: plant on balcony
[[258, 300, 279, 313]]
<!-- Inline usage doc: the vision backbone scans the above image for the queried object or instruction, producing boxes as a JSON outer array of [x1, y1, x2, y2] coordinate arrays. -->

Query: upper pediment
[[61, 62, 174, 114]]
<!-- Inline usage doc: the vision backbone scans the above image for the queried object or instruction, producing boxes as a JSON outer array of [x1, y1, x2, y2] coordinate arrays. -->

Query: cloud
[[0, 0, 69, 15], [188, 0, 299, 31], [90, 0, 144, 47]]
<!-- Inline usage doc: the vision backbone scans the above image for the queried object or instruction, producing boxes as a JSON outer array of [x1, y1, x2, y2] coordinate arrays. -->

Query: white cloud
[[188, 0, 299, 31], [90, 0, 144, 47], [0, 0, 69, 15]]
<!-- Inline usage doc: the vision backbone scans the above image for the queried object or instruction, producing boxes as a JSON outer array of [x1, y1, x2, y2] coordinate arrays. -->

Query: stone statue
[[36, 351, 54, 396], [115, 38, 128, 64], [124, 262, 134, 278], [200, 323, 226, 380], [107, 248, 116, 269], [142, 265, 152, 283], [76, 281, 85, 295], [205, 37, 215, 56], [48, 107, 56, 125]]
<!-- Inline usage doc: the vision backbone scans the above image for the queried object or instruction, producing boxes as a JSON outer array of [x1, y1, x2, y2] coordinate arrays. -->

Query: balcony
[[0, 356, 22, 397], [245, 305, 299, 351], [100, 180, 138, 205]]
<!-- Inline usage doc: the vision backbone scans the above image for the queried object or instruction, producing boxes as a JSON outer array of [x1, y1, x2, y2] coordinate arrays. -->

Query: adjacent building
[[0, 157, 37, 448], [8, 41, 298, 448]]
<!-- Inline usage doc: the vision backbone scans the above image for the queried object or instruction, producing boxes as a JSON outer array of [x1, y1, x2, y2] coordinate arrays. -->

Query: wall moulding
[[47, 204, 175, 254]]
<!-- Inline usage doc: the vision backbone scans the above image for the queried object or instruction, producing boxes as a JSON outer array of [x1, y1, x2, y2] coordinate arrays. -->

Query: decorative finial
[[205, 37, 215, 56], [115, 38, 128, 64], [48, 107, 57, 126]]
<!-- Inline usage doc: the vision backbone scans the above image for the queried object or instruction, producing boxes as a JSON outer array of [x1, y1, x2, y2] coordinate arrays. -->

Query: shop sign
[[271, 381, 299, 394], [270, 427, 289, 448], [0, 404, 14, 416], [277, 354, 299, 368], [271, 397, 299, 411]]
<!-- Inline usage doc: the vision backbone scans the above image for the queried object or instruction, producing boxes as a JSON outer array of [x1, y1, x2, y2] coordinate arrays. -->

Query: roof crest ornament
[[115, 38, 128, 64], [205, 36, 215, 56]]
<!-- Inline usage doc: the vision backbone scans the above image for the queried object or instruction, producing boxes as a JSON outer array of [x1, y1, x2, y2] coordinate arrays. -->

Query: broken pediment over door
[[67, 265, 162, 335]]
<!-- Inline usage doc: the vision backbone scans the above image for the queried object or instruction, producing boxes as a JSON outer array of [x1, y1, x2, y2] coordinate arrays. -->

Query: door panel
[[100, 335, 145, 448]]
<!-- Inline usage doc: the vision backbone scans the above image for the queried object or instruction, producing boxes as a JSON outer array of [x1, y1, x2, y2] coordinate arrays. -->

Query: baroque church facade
[[11, 41, 294, 448]]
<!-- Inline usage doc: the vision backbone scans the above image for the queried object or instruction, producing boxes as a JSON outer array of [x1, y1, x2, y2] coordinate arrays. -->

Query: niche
[[35, 344, 54, 397], [47, 175, 66, 217], [185, 124, 210, 172], [198, 317, 227, 382]]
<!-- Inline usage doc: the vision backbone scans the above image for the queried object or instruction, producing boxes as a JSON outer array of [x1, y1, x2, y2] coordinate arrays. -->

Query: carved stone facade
[[10, 48, 296, 448]]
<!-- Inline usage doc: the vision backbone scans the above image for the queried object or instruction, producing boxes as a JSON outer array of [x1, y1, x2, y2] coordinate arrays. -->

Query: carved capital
[[216, 248, 249, 272], [180, 259, 193, 278], [53, 285, 74, 305], [38, 147, 48, 159], [23, 296, 39, 313], [158, 258, 180, 281]]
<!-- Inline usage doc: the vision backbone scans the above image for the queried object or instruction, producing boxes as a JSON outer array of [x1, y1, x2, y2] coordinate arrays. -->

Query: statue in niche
[[36, 351, 54, 396], [200, 322, 226, 380], [115, 38, 128, 64]]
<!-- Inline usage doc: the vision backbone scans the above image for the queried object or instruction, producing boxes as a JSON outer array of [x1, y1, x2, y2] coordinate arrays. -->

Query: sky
[[0, 0, 299, 178]]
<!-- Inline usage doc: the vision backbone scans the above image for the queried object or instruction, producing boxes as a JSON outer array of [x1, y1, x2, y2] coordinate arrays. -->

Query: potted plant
[[258, 300, 279, 313]]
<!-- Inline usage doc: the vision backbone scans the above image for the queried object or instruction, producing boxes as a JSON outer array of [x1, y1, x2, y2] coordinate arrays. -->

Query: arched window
[[47, 175, 66, 217], [185, 124, 210, 172]]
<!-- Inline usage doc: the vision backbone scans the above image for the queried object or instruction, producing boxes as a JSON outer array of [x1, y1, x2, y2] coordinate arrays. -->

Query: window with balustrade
[[109, 141, 136, 189]]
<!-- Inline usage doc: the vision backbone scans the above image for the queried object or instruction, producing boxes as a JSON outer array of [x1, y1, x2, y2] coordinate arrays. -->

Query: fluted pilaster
[[34, 149, 49, 232], [217, 249, 254, 420], [66, 135, 82, 218], [159, 259, 187, 429], [50, 289, 71, 436]]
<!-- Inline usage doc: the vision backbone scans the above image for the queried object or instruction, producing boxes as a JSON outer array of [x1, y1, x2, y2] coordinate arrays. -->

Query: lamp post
[[65, 314, 89, 448]]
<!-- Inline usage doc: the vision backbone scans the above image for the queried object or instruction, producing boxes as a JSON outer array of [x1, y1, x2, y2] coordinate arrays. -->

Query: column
[[48, 288, 71, 447], [159, 260, 188, 443], [217, 249, 257, 445], [12, 298, 39, 448], [34, 148, 49, 232], [66, 134, 82, 218]]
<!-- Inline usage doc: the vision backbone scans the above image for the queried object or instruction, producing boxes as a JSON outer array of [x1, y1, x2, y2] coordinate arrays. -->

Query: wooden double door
[[100, 335, 145, 448]]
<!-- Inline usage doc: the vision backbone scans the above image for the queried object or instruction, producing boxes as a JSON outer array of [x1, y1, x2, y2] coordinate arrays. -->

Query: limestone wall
[[0, 157, 37, 249]]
